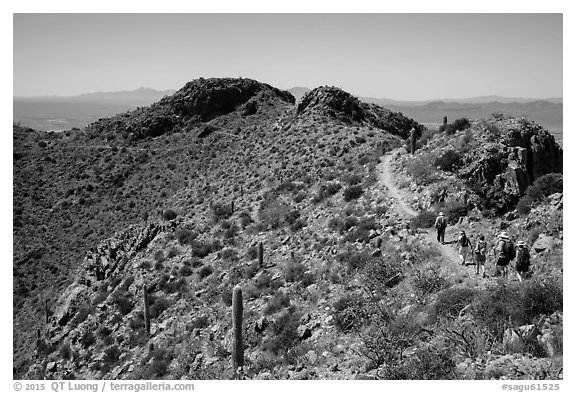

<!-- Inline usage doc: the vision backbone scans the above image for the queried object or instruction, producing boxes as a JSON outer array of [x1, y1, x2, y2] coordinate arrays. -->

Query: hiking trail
[[377, 148, 466, 269]]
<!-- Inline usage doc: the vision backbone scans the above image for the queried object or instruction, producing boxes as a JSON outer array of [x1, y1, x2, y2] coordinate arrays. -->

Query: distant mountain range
[[14, 86, 562, 133], [288, 87, 562, 128], [15, 87, 176, 106]]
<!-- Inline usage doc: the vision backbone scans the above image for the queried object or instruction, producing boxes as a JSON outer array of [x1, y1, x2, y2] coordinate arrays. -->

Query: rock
[[505, 212, 518, 221], [324, 315, 334, 325], [255, 316, 268, 334], [371, 249, 382, 257], [46, 361, 57, 372], [532, 234, 555, 253], [305, 350, 318, 365], [297, 325, 312, 341]]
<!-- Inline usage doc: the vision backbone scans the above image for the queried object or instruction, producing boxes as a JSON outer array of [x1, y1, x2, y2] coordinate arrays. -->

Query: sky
[[13, 13, 562, 100]]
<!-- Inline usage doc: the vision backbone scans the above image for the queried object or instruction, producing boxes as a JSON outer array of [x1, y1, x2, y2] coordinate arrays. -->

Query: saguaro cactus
[[443, 116, 448, 127], [232, 286, 244, 372], [258, 241, 264, 268], [45, 299, 49, 324], [143, 285, 151, 335], [410, 128, 417, 155]]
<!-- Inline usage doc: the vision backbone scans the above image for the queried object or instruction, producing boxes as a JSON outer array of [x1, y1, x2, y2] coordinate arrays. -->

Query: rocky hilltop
[[14, 78, 562, 381]]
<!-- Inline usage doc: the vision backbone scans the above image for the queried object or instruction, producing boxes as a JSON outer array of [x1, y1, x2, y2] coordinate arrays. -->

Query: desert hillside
[[13, 78, 562, 380]]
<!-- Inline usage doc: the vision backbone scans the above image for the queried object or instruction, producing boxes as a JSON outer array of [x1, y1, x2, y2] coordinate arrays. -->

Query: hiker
[[493, 231, 515, 279], [434, 212, 447, 244], [474, 234, 488, 277], [515, 240, 531, 282], [457, 230, 472, 266]]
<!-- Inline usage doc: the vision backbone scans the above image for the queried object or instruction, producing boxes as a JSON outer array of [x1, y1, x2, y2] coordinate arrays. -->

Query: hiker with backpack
[[493, 232, 515, 279], [515, 240, 531, 282], [434, 212, 447, 244], [474, 234, 488, 277], [457, 230, 472, 266]]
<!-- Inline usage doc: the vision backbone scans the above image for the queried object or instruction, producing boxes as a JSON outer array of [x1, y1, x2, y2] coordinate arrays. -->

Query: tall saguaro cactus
[[258, 241, 264, 268], [443, 116, 448, 128], [143, 285, 151, 335], [410, 128, 417, 155], [232, 286, 244, 372]]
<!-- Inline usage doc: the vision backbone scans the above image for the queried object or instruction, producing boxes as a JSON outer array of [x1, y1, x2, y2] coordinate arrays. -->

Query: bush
[[264, 292, 291, 315], [410, 210, 436, 229], [332, 293, 367, 333], [162, 209, 177, 221], [149, 295, 171, 319], [444, 118, 471, 136], [211, 202, 233, 222], [411, 265, 446, 304], [433, 200, 469, 224], [198, 265, 213, 280], [313, 182, 341, 203], [433, 287, 480, 321], [522, 173, 563, 207], [284, 260, 305, 282], [261, 307, 300, 356], [258, 195, 289, 230], [434, 149, 461, 172], [343, 185, 363, 201], [381, 347, 457, 379], [110, 289, 134, 315], [176, 229, 197, 245]]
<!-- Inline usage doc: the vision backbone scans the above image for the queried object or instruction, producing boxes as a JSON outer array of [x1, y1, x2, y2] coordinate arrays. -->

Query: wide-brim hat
[[499, 232, 510, 239], [517, 240, 526, 247], [439, 212, 444, 216]]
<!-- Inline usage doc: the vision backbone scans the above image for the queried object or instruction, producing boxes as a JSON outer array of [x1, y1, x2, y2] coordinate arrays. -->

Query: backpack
[[458, 234, 470, 247], [435, 216, 446, 229], [516, 247, 530, 269], [503, 240, 515, 261], [475, 241, 487, 256]]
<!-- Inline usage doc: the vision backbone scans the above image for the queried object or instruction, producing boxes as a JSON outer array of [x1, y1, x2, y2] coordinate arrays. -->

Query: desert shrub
[[104, 345, 121, 365], [261, 306, 301, 356], [469, 278, 561, 341], [444, 118, 471, 136], [409, 210, 436, 229], [332, 293, 368, 333], [380, 346, 457, 380], [517, 177, 562, 214], [211, 202, 233, 222], [221, 220, 239, 239], [149, 347, 174, 378], [284, 260, 305, 282], [411, 265, 447, 304], [148, 296, 170, 321], [70, 304, 93, 327], [110, 289, 134, 315], [264, 292, 291, 315], [80, 331, 96, 348], [176, 229, 197, 245], [238, 211, 254, 228], [433, 287, 480, 321], [284, 210, 301, 226], [336, 249, 373, 273], [442, 319, 497, 359], [162, 209, 177, 221], [434, 149, 461, 172], [258, 195, 289, 230], [180, 264, 193, 276], [433, 200, 469, 224], [407, 154, 436, 184], [167, 247, 180, 258], [342, 216, 379, 243], [158, 274, 187, 294], [293, 190, 307, 203], [360, 252, 403, 297], [198, 265, 213, 280], [59, 343, 72, 359], [129, 311, 146, 331], [313, 182, 341, 203], [290, 218, 307, 232], [191, 240, 212, 258], [343, 173, 363, 186], [343, 185, 363, 201]]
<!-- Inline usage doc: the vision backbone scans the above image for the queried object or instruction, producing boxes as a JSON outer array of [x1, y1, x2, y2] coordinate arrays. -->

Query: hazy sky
[[13, 13, 562, 100]]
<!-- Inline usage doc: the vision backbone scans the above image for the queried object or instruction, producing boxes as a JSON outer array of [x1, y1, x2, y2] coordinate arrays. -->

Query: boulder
[[531, 234, 555, 253]]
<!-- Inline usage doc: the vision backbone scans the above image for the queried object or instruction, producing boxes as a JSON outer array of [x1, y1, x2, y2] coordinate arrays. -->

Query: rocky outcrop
[[458, 119, 562, 211], [89, 78, 295, 140], [296, 86, 422, 138]]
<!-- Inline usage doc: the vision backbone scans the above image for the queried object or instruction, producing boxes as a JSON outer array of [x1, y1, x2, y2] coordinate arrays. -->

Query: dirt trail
[[377, 149, 464, 268]]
